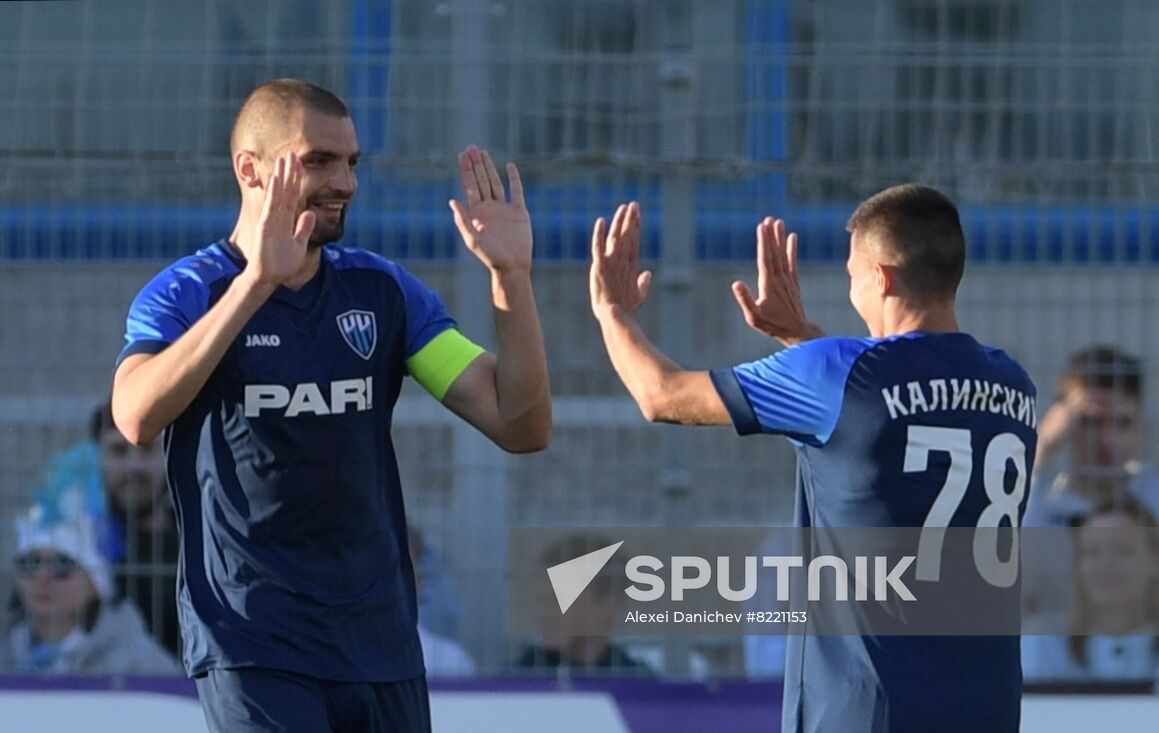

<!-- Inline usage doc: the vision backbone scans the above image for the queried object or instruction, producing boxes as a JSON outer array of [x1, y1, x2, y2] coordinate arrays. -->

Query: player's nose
[[332, 165, 357, 197]]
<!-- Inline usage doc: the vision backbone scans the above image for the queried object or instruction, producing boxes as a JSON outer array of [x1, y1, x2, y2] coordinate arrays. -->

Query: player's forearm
[[489, 268, 552, 448], [595, 305, 720, 425], [113, 275, 276, 444]]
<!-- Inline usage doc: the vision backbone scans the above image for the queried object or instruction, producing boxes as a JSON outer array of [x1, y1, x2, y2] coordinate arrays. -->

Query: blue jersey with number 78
[[712, 331, 1037, 733]]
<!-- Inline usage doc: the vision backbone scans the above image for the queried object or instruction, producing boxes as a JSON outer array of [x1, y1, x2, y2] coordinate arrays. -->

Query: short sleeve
[[116, 265, 212, 366], [390, 265, 485, 400], [391, 266, 458, 357], [709, 337, 872, 445]]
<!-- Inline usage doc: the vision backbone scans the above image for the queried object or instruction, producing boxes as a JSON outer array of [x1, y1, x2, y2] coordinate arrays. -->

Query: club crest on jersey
[[337, 309, 377, 360]]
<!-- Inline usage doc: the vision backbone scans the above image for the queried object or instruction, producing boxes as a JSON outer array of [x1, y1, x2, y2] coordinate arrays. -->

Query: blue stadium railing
[[3, 199, 1157, 264], [3, 0, 1156, 265]]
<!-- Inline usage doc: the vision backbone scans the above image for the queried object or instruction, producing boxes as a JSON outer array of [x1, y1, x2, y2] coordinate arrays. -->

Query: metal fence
[[1, 0, 1158, 678]]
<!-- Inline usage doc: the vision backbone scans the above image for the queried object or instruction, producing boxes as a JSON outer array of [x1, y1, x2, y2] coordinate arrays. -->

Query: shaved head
[[231, 79, 350, 158]]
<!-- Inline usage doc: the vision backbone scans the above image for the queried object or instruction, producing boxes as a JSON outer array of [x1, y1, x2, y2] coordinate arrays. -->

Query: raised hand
[[448, 146, 532, 273], [732, 217, 820, 346], [242, 152, 315, 287], [590, 202, 653, 317], [1035, 388, 1103, 468]]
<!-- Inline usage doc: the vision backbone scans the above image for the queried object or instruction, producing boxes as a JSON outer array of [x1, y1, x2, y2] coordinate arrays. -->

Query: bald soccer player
[[111, 79, 551, 733]]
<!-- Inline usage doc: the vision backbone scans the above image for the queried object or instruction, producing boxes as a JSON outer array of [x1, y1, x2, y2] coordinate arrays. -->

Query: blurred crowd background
[[1, 0, 1158, 685]]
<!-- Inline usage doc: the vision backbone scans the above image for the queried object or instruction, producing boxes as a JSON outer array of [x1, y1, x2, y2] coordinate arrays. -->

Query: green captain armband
[[406, 329, 487, 401]]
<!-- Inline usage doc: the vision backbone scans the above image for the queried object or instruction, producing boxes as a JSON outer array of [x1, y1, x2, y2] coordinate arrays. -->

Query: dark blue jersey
[[712, 332, 1038, 733], [117, 240, 473, 682]]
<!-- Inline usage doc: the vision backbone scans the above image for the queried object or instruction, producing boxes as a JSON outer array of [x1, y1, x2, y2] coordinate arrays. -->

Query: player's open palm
[[732, 217, 820, 346], [590, 202, 653, 317], [449, 146, 532, 273], [244, 152, 315, 287]]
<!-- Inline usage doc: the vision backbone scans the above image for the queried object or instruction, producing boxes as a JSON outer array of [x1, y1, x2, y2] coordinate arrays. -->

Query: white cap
[[16, 505, 113, 601]]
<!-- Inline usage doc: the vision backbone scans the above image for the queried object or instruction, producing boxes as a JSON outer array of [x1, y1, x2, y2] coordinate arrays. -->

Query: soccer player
[[589, 188, 1036, 733], [111, 79, 551, 732]]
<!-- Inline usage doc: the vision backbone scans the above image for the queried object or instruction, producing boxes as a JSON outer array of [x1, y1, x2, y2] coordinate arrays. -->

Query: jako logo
[[245, 333, 281, 347], [244, 377, 373, 417], [546, 541, 624, 614]]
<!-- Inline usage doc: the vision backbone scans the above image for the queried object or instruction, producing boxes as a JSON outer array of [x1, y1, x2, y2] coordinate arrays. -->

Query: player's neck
[[881, 302, 959, 337], [283, 251, 323, 290]]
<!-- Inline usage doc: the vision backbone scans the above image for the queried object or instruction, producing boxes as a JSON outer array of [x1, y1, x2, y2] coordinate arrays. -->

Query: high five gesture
[[732, 217, 822, 346], [590, 202, 653, 317], [439, 144, 551, 452], [449, 145, 533, 275]]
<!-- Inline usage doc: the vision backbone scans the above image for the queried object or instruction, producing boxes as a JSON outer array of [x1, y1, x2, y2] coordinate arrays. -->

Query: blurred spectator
[[1026, 346, 1159, 526], [1023, 498, 1159, 682], [408, 525, 475, 676], [32, 401, 180, 657], [514, 534, 653, 675], [1023, 347, 1158, 620], [0, 506, 179, 674]]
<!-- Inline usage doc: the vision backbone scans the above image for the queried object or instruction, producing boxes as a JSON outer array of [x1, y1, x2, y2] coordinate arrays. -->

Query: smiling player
[[111, 79, 551, 733]]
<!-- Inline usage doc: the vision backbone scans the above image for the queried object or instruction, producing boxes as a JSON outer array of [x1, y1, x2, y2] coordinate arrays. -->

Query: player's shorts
[[195, 667, 431, 733]]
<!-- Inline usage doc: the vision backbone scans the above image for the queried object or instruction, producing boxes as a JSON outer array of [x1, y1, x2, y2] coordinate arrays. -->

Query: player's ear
[[874, 263, 893, 296], [233, 150, 264, 190]]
